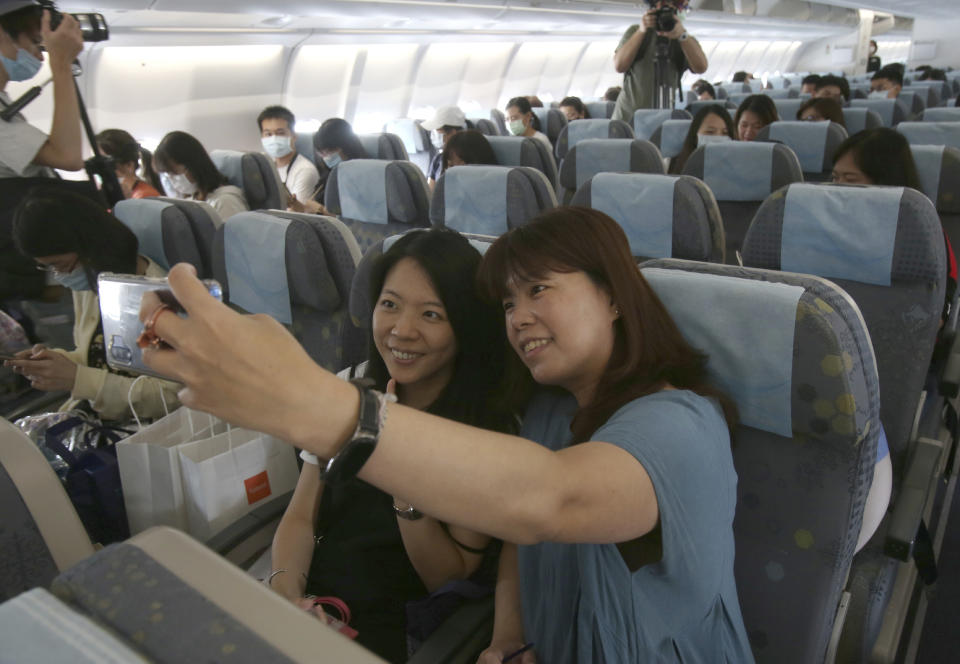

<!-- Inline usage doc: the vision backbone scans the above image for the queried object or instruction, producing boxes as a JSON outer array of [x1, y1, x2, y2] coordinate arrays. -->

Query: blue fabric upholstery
[[922, 107, 960, 122], [210, 149, 244, 188], [633, 108, 690, 141], [644, 267, 802, 437], [487, 136, 523, 164], [773, 99, 804, 120], [591, 173, 673, 258], [223, 214, 293, 324], [114, 198, 169, 269], [703, 142, 776, 201], [850, 99, 901, 127], [443, 166, 509, 235], [575, 139, 631, 188], [843, 108, 882, 135], [898, 122, 960, 149], [781, 184, 902, 287], [567, 119, 616, 149], [911, 145, 945, 203], [658, 119, 692, 158], [337, 160, 389, 223], [767, 121, 831, 173]]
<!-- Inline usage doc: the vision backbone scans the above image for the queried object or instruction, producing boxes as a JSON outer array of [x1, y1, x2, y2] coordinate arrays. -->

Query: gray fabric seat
[[554, 118, 634, 161], [114, 197, 220, 279], [0, 417, 95, 601], [632, 108, 690, 141], [572, 173, 724, 262], [530, 107, 567, 150], [772, 98, 804, 121], [430, 165, 556, 236], [681, 141, 803, 263], [904, 83, 942, 109], [842, 107, 884, 135], [756, 121, 848, 182], [921, 107, 960, 122], [911, 145, 960, 267], [896, 90, 926, 117], [210, 150, 284, 210], [212, 211, 361, 372], [649, 119, 692, 160], [897, 121, 960, 149], [557, 138, 664, 204], [849, 99, 908, 127], [761, 88, 800, 99], [686, 99, 736, 116], [740, 184, 947, 662], [585, 101, 615, 119], [486, 135, 558, 190], [469, 118, 500, 136], [488, 109, 508, 136], [639, 258, 880, 664], [384, 119, 434, 174], [324, 159, 433, 251], [357, 132, 410, 161]]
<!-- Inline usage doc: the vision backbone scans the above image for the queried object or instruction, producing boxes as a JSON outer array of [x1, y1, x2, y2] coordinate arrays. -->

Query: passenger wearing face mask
[[421, 105, 467, 192], [0, 0, 83, 179], [153, 130, 248, 222], [869, 65, 902, 100], [257, 105, 319, 212], [4, 187, 180, 420], [504, 96, 552, 155], [290, 117, 368, 215], [668, 104, 734, 174]]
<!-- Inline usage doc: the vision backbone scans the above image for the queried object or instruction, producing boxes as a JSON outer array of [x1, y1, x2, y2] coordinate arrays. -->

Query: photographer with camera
[[612, 0, 706, 121]]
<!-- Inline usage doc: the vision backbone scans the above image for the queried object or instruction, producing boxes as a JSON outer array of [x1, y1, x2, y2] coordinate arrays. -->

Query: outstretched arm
[[33, 11, 84, 171]]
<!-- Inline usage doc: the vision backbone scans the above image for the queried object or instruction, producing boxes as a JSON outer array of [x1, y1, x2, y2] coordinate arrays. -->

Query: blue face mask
[[322, 153, 342, 169], [53, 266, 93, 291], [1, 47, 42, 82]]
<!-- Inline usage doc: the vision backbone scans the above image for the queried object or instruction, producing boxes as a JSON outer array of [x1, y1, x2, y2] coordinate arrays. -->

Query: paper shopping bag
[[116, 407, 226, 534], [178, 427, 299, 540]]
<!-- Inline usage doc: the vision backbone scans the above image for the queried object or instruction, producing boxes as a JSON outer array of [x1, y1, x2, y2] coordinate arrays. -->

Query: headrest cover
[[898, 122, 960, 150], [337, 160, 388, 223], [781, 184, 902, 287], [768, 121, 830, 173], [773, 99, 804, 120], [910, 145, 944, 204], [210, 150, 245, 189], [443, 166, 509, 235], [114, 198, 170, 269], [567, 119, 612, 149], [591, 173, 673, 258], [923, 108, 960, 123], [223, 213, 293, 324], [643, 267, 802, 437], [575, 139, 632, 188], [659, 120, 691, 159], [852, 99, 897, 127], [633, 109, 675, 141], [487, 136, 524, 165], [703, 142, 776, 201]]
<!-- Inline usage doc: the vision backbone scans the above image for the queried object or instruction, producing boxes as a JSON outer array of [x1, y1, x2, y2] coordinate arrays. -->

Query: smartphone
[[97, 273, 222, 379]]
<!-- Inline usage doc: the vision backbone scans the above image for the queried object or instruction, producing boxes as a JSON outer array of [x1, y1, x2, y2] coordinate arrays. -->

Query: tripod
[[652, 36, 678, 110]]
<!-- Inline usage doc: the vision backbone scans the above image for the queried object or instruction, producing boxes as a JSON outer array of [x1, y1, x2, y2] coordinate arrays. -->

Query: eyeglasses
[[35, 256, 80, 275]]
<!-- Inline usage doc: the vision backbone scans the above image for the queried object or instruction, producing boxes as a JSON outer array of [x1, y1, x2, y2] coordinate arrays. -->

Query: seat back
[[572, 173, 724, 262], [896, 90, 926, 117], [324, 159, 432, 251], [904, 83, 942, 109], [681, 141, 803, 262], [761, 88, 800, 99], [772, 98, 805, 121], [687, 99, 736, 116], [757, 121, 848, 182], [849, 98, 908, 127], [921, 107, 960, 122], [487, 135, 558, 190], [0, 417, 95, 600], [384, 118, 434, 173], [470, 118, 500, 136], [489, 109, 508, 136], [632, 108, 690, 141], [555, 118, 634, 161], [430, 165, 556, 236], [911, 145, 960, 253], [114, 197, 220, 279], [558, 138, 664, 204], [530, 107, 567, 148], [842, 107, 884, 135], [897, 121, 960, 149], [212, 211, 360, 372], [357, 132, 410, 161], [210, 150, 285, 210], [294, 132, 317, 166], [741, 183, 945, 483], [585, 100, 615, 119], [639, 259, 879, 664], [649, 119, 692, 159]]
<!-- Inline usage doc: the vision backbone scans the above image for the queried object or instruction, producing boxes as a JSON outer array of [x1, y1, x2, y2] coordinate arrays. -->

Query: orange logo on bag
[[244, 471, 272, 504]]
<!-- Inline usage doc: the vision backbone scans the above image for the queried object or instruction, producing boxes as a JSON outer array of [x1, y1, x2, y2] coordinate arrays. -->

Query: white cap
[[421, 105, 466, 131]]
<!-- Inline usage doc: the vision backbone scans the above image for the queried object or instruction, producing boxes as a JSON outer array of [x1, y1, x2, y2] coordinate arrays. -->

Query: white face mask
[[508, 119, 527, 136], [430, 130, 444, 149], [868, 90, 891, 100], [697, 134, 731, 146], [261, 134, 293, 160], [167, 172, 198, 197]]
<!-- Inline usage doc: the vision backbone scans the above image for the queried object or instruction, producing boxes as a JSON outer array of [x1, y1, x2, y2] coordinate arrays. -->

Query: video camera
[[39, 0, 108, 42]]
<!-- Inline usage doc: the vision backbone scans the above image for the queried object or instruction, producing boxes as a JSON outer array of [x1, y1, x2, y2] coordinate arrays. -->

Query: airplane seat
[[211, 211, 359, 372], [114, 197, 220, 279], [905, 83, 943, 108], [761, 88, 799, 99], [557, 138, 664, 204], [686, 100, 737, 117], [895, 90, 925, 117], [486, 135, 558, 190], [910, 144, 960, 271], [921, 107, 960, 122], [384, 118, 434, 173], [842, 107, 884, 135], [45, 526, 385, 663], [469, 118, 500, 136], [585, 100, 615, 119], [210, 149, 285, 211], [681, 141, 803, 263], [715, 86, 729, 99], [740, 184, 948, 662], [295, 132, 317, 166], [357, 132, 410, 161], [324, 159, 433, 251], [554, 118, 635, 162], [650, 119, 692, 162], [430, 165, 556, 236], [897, 121, 960, 150], [766, 75, 788, 89], [849, 99, 908, 128], [756, 121, 848, 183], [725, 92, 753, 108], [572, 173, 724, 262], [0, 417, 96, 601], [849, 85, 870, 100], [632, 108, 690, 142], [638, 258, 880, 664], [772, 98, 804, 121], [530, 107, 567, 149], [489, 109, 508, 136]]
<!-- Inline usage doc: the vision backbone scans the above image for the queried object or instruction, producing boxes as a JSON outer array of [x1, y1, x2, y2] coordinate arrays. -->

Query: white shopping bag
[[116, 407, 226, 534], [178, 427, 299, 541]]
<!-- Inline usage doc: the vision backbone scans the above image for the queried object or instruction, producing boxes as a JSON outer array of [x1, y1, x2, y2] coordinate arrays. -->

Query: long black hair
[[13, 187, 139, 290], [833, 128, 920, 189], [669, 104, 735, 175], [153, 130, 226, 196], [365, 229, 516, 434], [442, 130, 498, 170], [315, 118, 368, 160], [96, 128, 164, 194], [506, 96, 542, 132], [734, 94, 778, 136]]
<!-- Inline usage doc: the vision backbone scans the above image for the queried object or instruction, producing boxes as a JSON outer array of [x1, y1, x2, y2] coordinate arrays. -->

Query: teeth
[[391, 349, 420, 360], [523, 339, 549, 353]]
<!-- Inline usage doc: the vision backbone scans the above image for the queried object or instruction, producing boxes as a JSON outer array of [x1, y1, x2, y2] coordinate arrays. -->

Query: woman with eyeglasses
[[4, 187, 180, 420]]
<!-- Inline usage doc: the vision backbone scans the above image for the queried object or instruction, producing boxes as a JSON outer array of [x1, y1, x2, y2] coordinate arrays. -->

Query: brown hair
[[477, 207, 737, 443]]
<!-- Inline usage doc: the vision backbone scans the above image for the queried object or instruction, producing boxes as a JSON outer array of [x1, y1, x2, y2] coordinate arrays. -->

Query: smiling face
[[737, 110, 765, 142], [372, 257, 458, 408], [502, 269, 618, 405]]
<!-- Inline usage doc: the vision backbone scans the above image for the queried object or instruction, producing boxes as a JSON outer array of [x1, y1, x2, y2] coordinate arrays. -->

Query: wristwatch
[[394, 503, 424, 521], [321, 385, 382, 484], [679, 31, 689, 42]]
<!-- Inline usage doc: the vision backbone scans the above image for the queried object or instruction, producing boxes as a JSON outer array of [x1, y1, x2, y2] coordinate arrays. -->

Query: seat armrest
[[938, 330, 960, 398], [205, 490, 293, 559], [884, 438, 942, 561], [407, 596, 494, 664]]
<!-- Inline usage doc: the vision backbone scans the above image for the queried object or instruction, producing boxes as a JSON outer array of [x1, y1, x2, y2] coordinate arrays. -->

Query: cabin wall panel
[[351, 44, 421, 133], [408, 44, 470, 119], [458, 43, 518, 116], [286, 44, 361, 132], [910, 18, 960, 69]]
